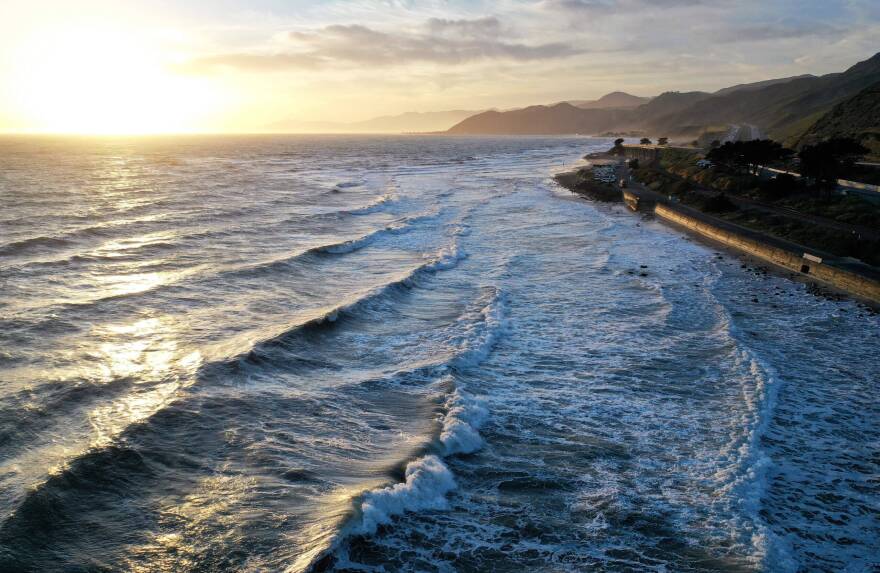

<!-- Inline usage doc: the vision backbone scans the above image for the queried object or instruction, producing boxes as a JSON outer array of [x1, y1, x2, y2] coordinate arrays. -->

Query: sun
[[8, 23, 222, 134]]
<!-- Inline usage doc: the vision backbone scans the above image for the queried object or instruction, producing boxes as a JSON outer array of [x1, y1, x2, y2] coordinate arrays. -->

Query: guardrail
[[762, 167, 880, 194]]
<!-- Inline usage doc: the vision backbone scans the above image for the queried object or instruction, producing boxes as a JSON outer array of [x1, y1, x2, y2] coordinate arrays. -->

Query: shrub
[[758, 173, 804, 200], [703, 194, 737, 213]]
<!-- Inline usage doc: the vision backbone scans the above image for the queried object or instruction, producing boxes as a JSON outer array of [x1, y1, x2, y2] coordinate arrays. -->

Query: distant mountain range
[[269, 109, 481, 134], [447, 52, 880, 148]]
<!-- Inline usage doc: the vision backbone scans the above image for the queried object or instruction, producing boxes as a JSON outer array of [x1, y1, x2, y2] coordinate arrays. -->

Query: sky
[[1, 0, 878, 133]]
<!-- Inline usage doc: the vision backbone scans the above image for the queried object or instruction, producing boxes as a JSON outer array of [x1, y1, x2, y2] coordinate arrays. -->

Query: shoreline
[[554, 162, 880, 308]]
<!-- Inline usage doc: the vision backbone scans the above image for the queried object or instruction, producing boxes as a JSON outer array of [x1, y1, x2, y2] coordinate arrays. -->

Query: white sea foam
[[707, 299, 796, 572], [424, 238, 467, 272], [349, 193, 396, 215], [322, 287, 503, 566], [439, 388, 488, 455], [452, 287, 508, 369], [351, 455, 456, 536]]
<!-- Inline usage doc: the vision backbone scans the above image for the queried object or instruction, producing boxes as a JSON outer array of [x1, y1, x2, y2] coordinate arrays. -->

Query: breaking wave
[[303, 286, 505, 571]]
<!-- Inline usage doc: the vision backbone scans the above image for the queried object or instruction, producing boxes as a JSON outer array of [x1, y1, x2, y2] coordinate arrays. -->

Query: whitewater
[[0, 135, 877, 572]]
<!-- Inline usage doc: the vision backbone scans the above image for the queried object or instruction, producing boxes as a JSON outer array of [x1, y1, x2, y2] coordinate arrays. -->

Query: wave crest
[[440, 388, 488, 456], [351, 455, 456, 536]]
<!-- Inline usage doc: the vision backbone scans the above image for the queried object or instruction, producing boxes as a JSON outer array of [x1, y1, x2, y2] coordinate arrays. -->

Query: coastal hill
[[447, 52, 880, 145], [650, 52, 880, 143], [445, 92, 706, 136], [268, 109, 480, 134], [713, 74, 816, 97], [443, 102, 632, 135], [566, 91, 651, 109], [797, 81, 880, 158]]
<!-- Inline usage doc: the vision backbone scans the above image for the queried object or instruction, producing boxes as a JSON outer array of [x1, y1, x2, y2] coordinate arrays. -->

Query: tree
[[707, 141, 748, 173], [707, 140, 792, 175], [710, 139, 721, 149], [628, 158, 639, 170], [611, 138, 625, 155], [799, 138, 869, 189], [742, 139, 793, 175], [640, 137, 652, 145], [658, 137, 669, 146], [691, 140, 699, 147]]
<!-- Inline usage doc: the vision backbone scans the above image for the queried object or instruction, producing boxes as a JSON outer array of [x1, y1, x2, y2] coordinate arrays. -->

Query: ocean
[[0, 135, 877, 572]]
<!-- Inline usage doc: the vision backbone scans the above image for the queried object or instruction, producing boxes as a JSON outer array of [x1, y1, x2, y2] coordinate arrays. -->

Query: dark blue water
[[0, 135, 877, 572]]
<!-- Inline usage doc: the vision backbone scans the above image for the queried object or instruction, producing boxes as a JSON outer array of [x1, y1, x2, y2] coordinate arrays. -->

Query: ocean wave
[[423, 238, 467, 272], [0, 215, 174, 260], [315, 210, 442, 256], [1, 193, 395, 266], [451, 286, 508, 370], [334, 180, 365, 190], [350, 455, 456, 536], [0, 235, 74, 258], [227, 238, 471, 372], [700, 277, 795, 572], [347, 193, 396, 215], [439, 387, 488, 456], [303, 286, 505, 572]]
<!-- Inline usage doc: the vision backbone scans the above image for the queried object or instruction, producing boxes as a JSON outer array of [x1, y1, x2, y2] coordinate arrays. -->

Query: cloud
[[425, 16, 504, 39], [716, 22, 846, 43], [539, 0, 704, 14], [182, 17, 580, 73]]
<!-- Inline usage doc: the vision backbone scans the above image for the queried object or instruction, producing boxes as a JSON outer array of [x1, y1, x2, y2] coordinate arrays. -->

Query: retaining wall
[[654, 203, 880, 303]]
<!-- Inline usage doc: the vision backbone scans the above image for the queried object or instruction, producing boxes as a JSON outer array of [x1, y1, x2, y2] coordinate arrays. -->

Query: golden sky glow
[[4, 18, 229, 134], [1, 0, 878, 134]]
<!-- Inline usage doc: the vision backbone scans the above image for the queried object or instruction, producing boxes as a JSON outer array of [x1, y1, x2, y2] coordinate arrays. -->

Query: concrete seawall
[[654, 203, 880, 303], [556, 164, 880, 304]]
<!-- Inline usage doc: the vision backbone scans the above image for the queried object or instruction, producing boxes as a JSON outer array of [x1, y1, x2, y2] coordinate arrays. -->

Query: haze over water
[[0, 135, 877, 572]]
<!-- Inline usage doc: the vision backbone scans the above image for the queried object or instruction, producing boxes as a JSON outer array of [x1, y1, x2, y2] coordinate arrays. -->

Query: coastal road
[[621, 163, 880, 240]]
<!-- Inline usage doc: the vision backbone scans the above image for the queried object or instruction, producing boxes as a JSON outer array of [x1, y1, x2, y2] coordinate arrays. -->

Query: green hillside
[[796, 82, 880, 158]]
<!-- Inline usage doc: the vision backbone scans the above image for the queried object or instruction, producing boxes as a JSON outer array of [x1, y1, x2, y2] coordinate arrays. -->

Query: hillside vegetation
[[797, 82, 880, 159]]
